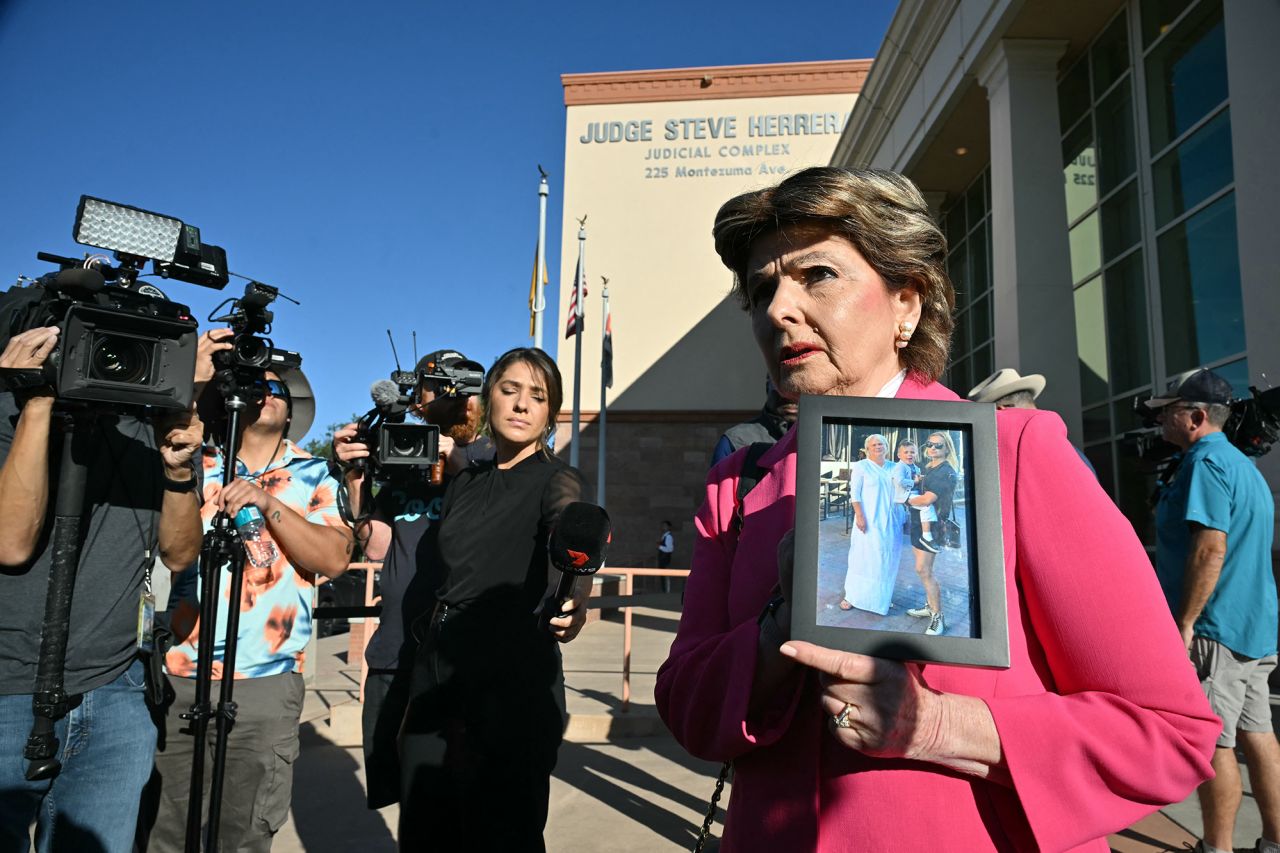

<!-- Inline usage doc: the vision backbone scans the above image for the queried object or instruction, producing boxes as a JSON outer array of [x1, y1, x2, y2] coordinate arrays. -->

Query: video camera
[[354, 378, 440, 479], [350, 350, 483, 481], [0, 196, 235, 411], [207, 280, 301, 400], [1121, 381, 1280, 482]]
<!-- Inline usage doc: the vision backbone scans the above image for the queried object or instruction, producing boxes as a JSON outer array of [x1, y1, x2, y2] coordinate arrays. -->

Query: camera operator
[[0, 325, 205, 853], [142, 329, 354, 853], [331, 349, 493, 811]]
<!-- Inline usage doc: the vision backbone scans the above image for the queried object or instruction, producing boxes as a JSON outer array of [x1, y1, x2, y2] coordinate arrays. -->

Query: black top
[[435, 451, 588, 611], [921, 461, 958, 520], [0, 392, 163, 695]]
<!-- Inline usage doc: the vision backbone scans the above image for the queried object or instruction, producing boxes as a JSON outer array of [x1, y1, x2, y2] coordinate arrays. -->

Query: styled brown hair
[[712, 166, 955, 382], [480, 347, 564, 450]]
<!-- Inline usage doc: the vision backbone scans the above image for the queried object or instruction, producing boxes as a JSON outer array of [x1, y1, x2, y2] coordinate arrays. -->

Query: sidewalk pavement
[[274, 598, 1260, 852]]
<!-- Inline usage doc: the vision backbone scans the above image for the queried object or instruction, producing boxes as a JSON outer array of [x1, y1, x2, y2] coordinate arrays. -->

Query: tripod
[[22, 407, 92, 781], [182, 385, 254, 853]]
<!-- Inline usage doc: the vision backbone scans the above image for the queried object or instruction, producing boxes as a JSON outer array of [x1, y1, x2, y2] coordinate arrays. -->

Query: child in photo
[[891, 439, 939, 553]]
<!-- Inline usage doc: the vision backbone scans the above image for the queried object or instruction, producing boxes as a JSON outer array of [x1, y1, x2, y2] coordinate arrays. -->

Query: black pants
[[362, 669, 410, 810], [399, 600, 566, 852]]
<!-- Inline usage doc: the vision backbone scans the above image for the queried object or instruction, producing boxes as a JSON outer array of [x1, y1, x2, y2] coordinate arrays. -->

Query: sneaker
[[925, 611, 946, 636], [918, 536, 940, 554], [906, 605, 933, 618]]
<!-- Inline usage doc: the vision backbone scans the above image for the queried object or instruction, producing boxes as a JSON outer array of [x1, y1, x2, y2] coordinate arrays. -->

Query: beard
[[425, 396, 480, 443]]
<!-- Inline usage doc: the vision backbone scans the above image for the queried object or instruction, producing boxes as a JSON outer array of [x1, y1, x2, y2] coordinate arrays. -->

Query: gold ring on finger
[[832, 702, 856, 729]]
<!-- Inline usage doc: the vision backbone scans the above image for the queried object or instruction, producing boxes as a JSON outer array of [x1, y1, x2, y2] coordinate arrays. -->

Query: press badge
[[137, 591, 156, 652]]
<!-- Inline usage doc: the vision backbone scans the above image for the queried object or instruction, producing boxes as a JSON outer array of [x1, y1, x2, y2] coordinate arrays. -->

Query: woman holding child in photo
[[904, 430, 959, 636]]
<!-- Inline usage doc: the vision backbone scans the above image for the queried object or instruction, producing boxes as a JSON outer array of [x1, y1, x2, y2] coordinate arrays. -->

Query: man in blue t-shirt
[[1150, 368, 1280, 853]]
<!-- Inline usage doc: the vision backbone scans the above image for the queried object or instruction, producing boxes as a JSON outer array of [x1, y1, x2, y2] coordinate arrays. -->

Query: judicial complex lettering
[[577, 111, 851, 180]]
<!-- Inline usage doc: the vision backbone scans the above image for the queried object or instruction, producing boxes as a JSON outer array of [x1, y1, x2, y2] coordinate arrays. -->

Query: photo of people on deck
[[815, 421, 974, 640]]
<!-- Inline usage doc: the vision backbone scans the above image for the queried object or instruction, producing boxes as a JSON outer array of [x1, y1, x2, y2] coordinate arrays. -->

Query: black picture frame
[[790, 394, 1008, 669]]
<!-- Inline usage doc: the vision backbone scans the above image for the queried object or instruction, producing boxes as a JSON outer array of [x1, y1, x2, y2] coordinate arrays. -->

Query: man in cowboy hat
[[968, 368, 1094, 473], [1147, 368, 1280, 853], [142, 329, 354, 852]]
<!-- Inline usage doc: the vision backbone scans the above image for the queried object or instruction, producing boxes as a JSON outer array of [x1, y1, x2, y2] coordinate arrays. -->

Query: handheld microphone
[[543, 502, 611, 629]]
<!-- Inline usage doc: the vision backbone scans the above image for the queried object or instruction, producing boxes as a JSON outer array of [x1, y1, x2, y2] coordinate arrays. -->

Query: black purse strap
[[694, 760, 731, 853], [694, 441, 774, 851]]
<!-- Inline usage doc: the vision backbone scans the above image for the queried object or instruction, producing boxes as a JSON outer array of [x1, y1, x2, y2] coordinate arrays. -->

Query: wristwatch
[[162, 465, 200, 493]]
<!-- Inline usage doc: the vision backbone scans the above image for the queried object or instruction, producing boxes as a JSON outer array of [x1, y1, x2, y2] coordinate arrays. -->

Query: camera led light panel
[[74, 196, 183, 262]]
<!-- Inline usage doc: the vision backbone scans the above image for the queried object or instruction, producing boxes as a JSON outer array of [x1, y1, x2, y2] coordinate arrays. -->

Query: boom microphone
[[370, 378, 406, 416], [543, 502, 611, 628]]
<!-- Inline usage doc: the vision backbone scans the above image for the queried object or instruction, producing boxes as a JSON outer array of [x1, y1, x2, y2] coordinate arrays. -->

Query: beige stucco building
[[553, 61, 869, 566]]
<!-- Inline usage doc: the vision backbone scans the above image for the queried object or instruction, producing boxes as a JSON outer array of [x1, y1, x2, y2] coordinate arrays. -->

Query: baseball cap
[[414, 349, 484, 376], [1144, 368, 1233, 409]]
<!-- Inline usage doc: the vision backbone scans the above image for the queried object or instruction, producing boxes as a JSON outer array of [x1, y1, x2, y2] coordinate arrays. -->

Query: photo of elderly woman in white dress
[[839, 433, 901, 615]]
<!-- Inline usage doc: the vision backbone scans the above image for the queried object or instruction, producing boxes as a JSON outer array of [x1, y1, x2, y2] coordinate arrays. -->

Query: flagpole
[[570, 216, 586, 469], [533, 166, 549, 350], [597, 277, 609, 509]]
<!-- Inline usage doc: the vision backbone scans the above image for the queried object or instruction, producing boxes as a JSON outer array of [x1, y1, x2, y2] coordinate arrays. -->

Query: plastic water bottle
[[234, 506, 278, 568]]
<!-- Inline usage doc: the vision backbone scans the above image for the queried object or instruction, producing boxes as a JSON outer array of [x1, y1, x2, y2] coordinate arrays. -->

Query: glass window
[[1158, 193, 1244, 373], [971, 294, 991, 346], [1141, 0, 1193, 47], [972, 343, 993, 389], [1152, 107, 1233, 228], [1059, 58, 1092, 133], [968, 219, 989, 299], [948, 240, 969, 306], [1085, 443, 1117, 494], [1097, 80, 1137, 195], [945, 204, 966, 248], [966, 173, 987, 233], [1083, 405, 1112, 444], [1213, 358, 1251, 398], [1101, 180, 1142, 259], [1113, 388, 1152, 435], [1070, 212, 1102, 284], [1076, 276, 1109, 403], [1115, 451, 1156, 545], [1105, 251, 1151, 393], [1063, 128, 1097, 224], [953, 306, 971, 363], [1092, 14, 1130, 99], [1145, 2, 1227, 153]]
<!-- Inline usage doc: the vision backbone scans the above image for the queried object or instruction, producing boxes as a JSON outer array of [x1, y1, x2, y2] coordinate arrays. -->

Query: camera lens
[[390, 429, 424, 458], [89, 334, 150, 385], [234, 336, 269, 368]]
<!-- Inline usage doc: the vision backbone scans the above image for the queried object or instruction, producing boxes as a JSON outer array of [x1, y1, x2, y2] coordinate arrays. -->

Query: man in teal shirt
[[1151, 368, 1279, 853]]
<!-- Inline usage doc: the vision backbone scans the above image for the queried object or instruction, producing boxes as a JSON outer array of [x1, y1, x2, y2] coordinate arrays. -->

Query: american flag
[[564, 251, 586, 338]]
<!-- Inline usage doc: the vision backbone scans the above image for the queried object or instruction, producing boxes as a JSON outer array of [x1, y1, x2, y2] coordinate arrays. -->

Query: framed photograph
[[790, 394, 1008, 668]]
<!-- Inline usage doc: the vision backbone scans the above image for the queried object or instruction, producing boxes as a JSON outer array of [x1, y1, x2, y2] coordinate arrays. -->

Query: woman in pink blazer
[[656, 167, 1218, 852]]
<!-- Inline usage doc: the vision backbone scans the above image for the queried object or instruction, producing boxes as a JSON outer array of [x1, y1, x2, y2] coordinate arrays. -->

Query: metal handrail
[[595, 568, 690, 711], [323, 562, 690, 710]]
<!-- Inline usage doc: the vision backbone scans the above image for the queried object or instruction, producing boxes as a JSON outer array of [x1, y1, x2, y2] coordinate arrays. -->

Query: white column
[[977, 39, 1082, 443], [1223, 1, 1280, 492]]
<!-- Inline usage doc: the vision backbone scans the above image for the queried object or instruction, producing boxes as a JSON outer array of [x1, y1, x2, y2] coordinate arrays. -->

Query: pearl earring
[[896, 321, 914, 350]]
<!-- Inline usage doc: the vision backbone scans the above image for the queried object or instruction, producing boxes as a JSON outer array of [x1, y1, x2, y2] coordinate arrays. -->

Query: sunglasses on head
[[253, 379, 289, 398], [922, 440, 945, 449]]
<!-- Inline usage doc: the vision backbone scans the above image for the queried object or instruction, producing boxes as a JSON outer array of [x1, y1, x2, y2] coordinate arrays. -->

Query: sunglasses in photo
[[922, 440, 946, 449]]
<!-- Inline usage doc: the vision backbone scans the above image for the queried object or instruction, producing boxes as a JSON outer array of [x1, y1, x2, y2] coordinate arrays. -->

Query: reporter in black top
[[399, 347, 590, 851]]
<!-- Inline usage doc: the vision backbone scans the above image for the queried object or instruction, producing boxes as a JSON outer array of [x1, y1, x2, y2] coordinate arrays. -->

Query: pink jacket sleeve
[[655, 455, 804, 762], [985, 411, 1218, 850]]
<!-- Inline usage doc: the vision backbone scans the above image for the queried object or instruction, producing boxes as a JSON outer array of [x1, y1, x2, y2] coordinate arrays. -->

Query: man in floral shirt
[[142, 334, 353, 853]]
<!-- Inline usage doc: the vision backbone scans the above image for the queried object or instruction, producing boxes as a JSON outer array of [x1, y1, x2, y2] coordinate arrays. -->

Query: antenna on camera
[[386, 329, 402, 372]]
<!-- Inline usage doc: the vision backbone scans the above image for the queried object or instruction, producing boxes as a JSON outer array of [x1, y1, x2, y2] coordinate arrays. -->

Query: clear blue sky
[[0, 0, 892, 442]]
